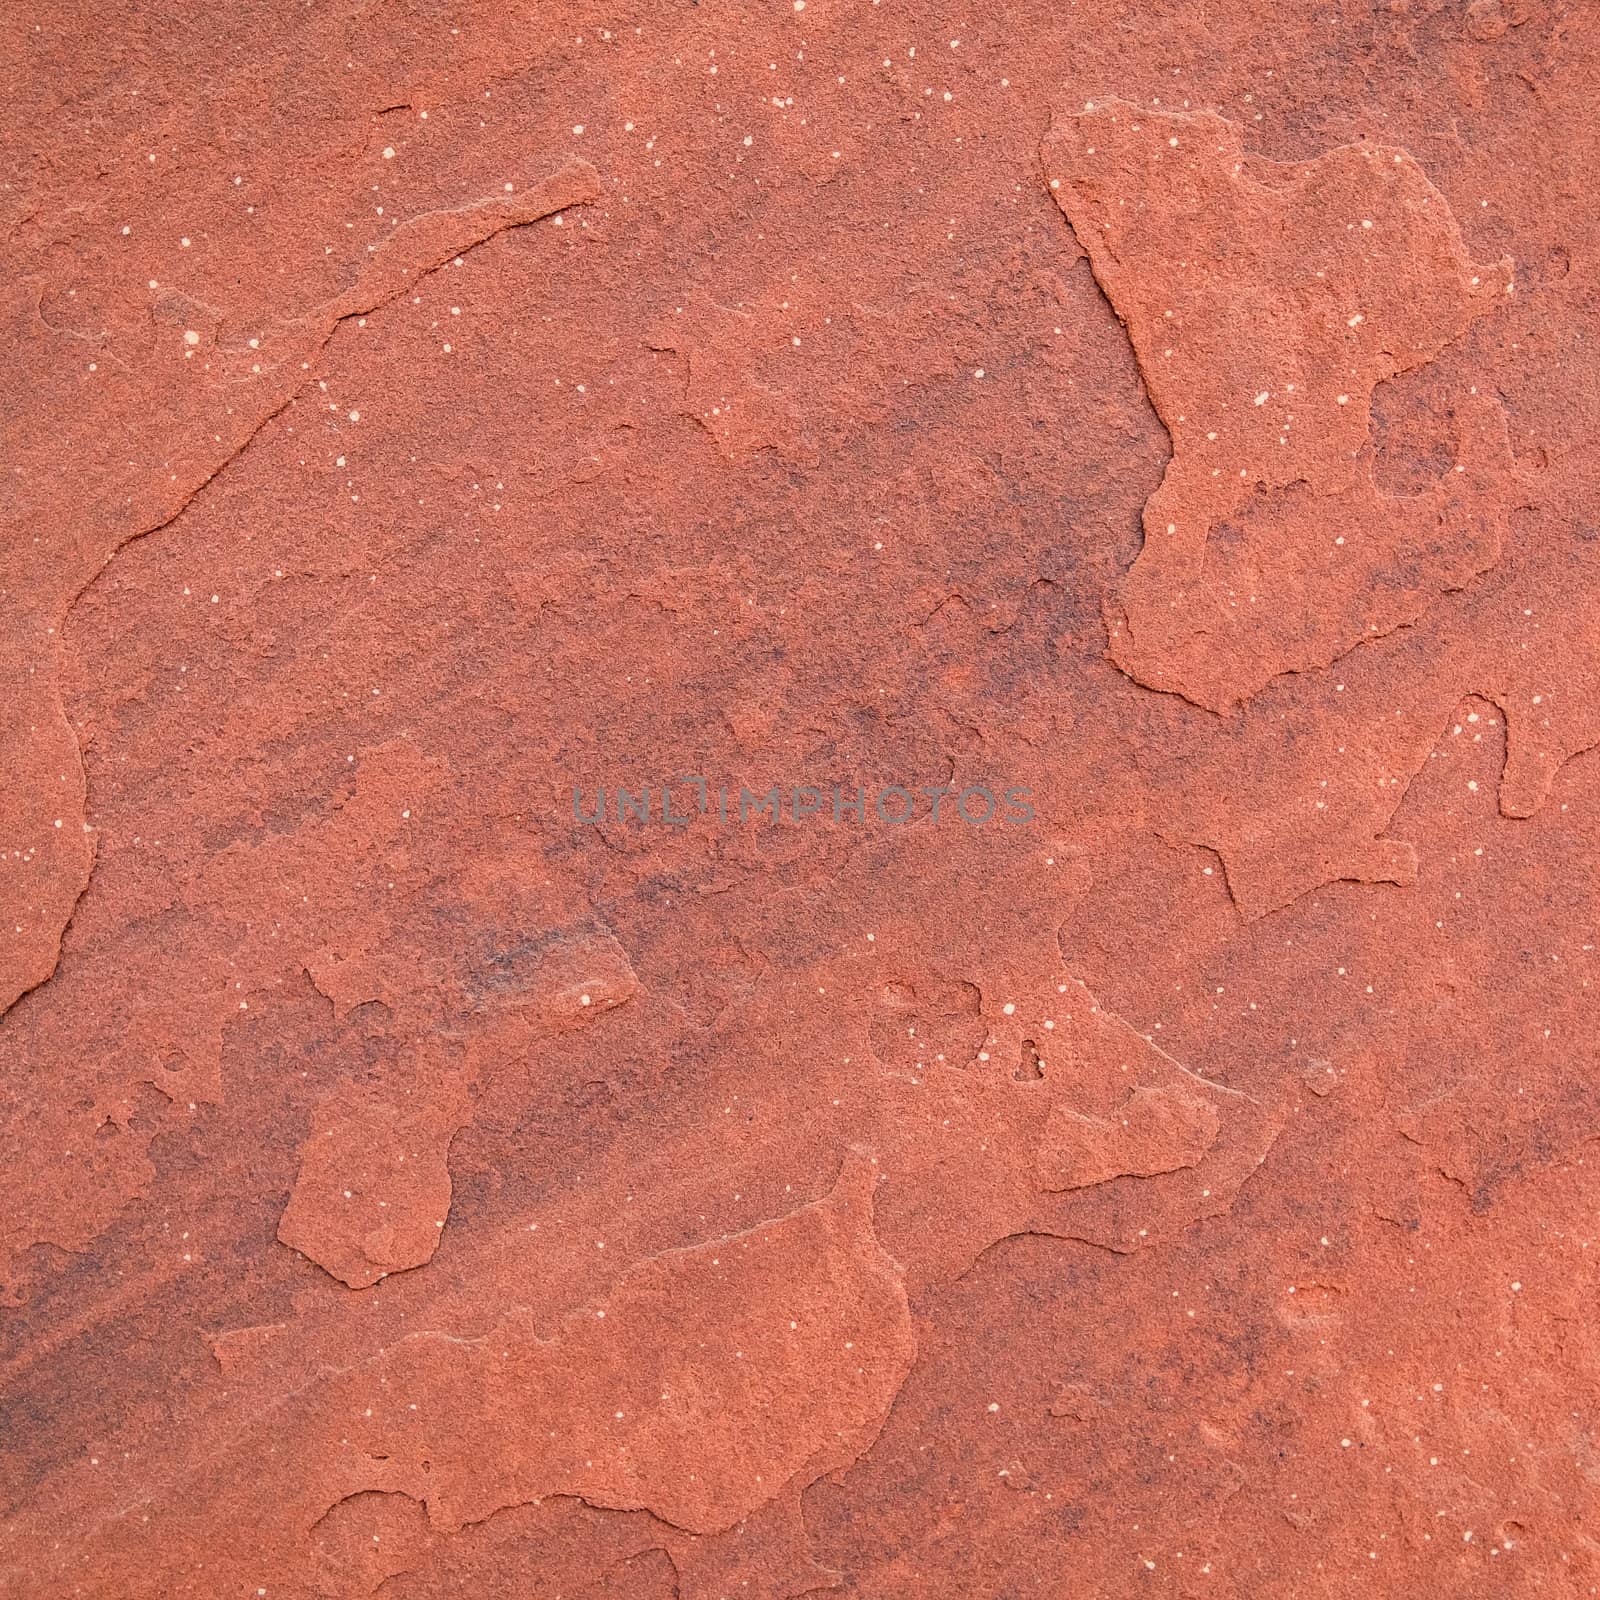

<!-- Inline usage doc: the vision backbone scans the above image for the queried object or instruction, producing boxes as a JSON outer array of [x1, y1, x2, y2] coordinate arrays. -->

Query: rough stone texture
[[1043, 98, 1515, 710], [1, 0, 1598, 1595]]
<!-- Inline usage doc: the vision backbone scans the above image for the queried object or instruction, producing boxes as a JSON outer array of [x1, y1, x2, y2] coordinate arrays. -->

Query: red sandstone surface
[[2, 2, 1598, 1595]]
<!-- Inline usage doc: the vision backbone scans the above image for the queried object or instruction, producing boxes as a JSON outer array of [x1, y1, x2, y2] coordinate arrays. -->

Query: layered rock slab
[[1043, 98, 1513, 710]]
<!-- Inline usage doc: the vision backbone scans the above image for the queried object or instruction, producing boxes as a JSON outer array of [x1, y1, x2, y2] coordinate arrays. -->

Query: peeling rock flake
[[1, 3, 1596, 1597]]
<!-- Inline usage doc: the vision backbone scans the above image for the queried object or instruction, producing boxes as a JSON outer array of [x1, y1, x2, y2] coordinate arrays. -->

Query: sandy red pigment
[[2, 2, 1598, 1596]]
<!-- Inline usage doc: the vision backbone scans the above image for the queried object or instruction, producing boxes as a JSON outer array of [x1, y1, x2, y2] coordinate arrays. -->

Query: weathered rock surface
[[3, 2, 1598, 1595]]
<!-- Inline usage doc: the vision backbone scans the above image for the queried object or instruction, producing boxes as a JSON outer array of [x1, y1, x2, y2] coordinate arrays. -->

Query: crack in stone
[[0, 158, 603, 1024]]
